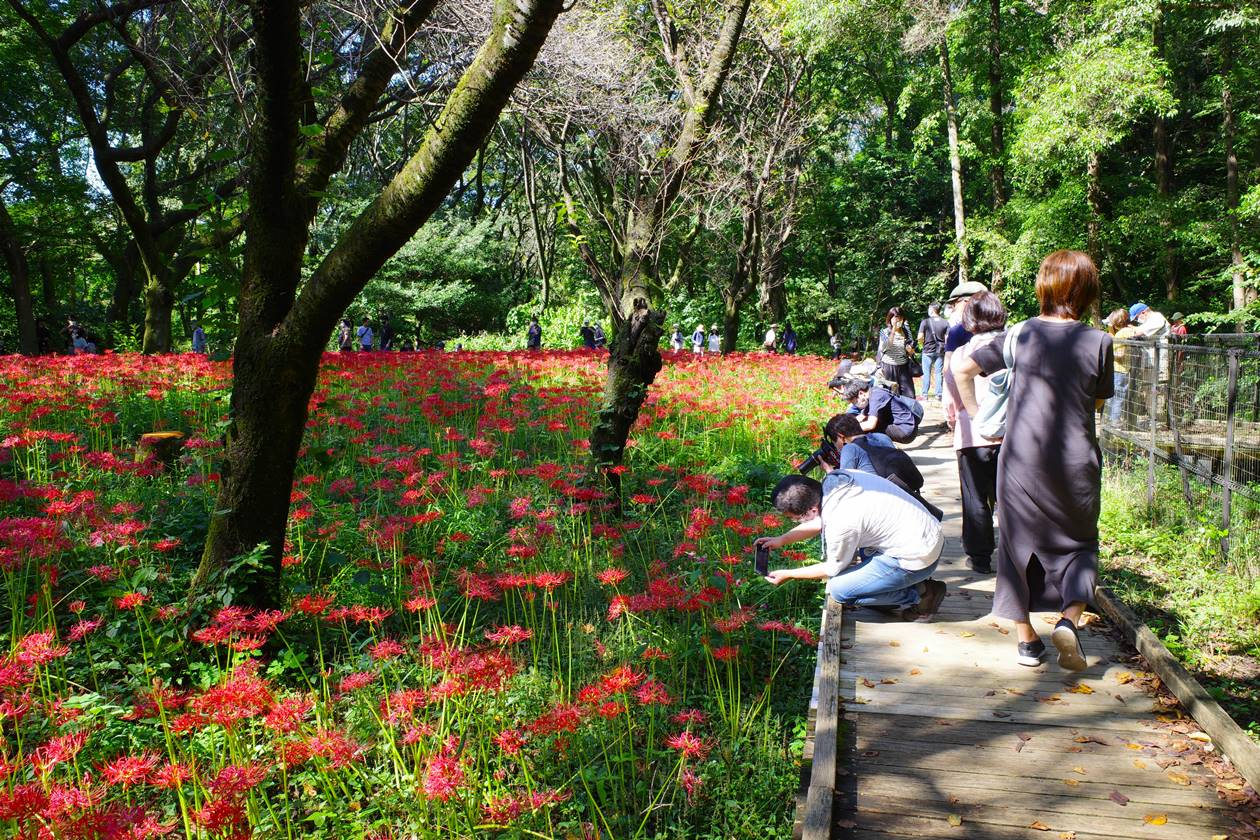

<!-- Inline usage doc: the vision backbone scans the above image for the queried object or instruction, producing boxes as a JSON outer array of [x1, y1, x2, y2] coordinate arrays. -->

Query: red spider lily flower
[[193, 796, 247, 832], [712, 607, 757, 634], [87, 565, 119, 582], [68, 599, 86, 613], [710, 645, 740, 662], [595, 567, 628, 586], [600, 664, 645, 694], [634, 679, 673, 707], [671, 709, 709, 726], [680, 766, 703, 800], [293, 592, 334, 616], [151, 762, 194, 789], [114, 592, 149, 611], [99, 752, 160, 788], [528, 702, 586, 735], [29, 730, 89, 776], [207, 764, 267, 796], [421, 755, 465, 801], [641, 646, 670, 661], [14, 630, 70, 666], [153, 537, 182, 552], [596, 701, 626, 719], [484, 624, 532, 645], [263, 694, 314, 734], [756, 620, 819, 647], [493, 729, 526, 756], [337, 671, 377, 694], [189, 662, 273, 727], [369, 638, 407, 660], [0, 690, 33, 721], [665, 730, 712, 761], [532, 570, 571, 592], [0, 782, 48, 821], [306, 728, 366, 769], [404, 594, 437, 611], [629, 493, 658, 505]]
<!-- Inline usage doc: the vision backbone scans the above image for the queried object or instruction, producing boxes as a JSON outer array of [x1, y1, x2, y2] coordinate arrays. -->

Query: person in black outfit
[[579, 322, 596, 349], [526, 316, 542, 350], [839, 380, 921, 443], [592, 322, 606, 349], [917, 304, 949, 400], [379, 314, 395, 350]]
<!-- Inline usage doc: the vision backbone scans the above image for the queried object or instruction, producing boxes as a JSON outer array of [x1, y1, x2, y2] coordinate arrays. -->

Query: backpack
[[850, 437, 924, 491], [889, 392, 924, 430], [972, 322, 1025, 440]]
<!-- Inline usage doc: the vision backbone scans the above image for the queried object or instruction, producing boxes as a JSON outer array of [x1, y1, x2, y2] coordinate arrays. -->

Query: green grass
[[1100, 461, 1260, 742]]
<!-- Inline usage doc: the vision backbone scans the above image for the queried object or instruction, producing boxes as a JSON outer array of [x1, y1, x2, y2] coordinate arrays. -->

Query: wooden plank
[[1094, 585, 1260, 791], [801, 785, 833, 840], [801, 597, 843, 840], [845, 711, 1183, 750], [837, 699, 1161, 730]]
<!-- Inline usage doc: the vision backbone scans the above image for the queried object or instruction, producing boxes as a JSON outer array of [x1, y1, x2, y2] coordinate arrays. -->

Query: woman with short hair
[[953, 251, 1113, 671], [877, 306, 916, 398]]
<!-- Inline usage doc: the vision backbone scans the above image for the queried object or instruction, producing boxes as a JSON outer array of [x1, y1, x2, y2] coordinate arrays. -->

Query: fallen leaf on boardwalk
[[1073, 735, 1110, 745], [1114, 694, 1127, 704], [1038, 694, 1063, 703], [1018, 733, 1033, 741], [1133, 759, 1147, 769], [1015, 741, 1025, 753], [1211, 835, 1229, 840], [960, 631, 975, 638], [1006, 688, 1027, 696], [1072, 766, 1087, 775], [1063, 779, 1079, 786], [1143, 815, 1168, 825], [1109, 790, 1130, 806], [1154, 757, 1179, 769], [1080, 612, 1101, 626], [923, 646, 930, 652], [861, 677, 876, 688], [834, 819, 856, 829], [1059, 833, 1077, 839], [996, 627, 1010, 634], [1115, 671, 1134, 684], [947, 795, 960, 806], [1125, 743, 1143, 750], [993, 711, 1011, 718], [861, 750, 879, 757], [1165, 771, 1191, 786], [1068, 683, 1095, 694], [1029, 820, 1052, 830], [879, 678, 898, 684], [1066, 746, 1083, 753], [947, 814, 962, 827], [909, 668, 922, 676], [1042, 616, 1058, 624], [888, 640, 900, 647], [985, 689, 997, 696]]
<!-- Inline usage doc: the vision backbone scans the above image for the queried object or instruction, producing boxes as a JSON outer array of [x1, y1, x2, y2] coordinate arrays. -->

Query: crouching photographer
[[754, 473, 946, 621], [824, 414, 943, 521], [833, 377, 923, 443]]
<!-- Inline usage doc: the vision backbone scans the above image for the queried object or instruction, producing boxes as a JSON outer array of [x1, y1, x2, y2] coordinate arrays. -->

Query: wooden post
[[1220, 350, 1239, 561], [1146, 343, 1160, 512], [1167, 344, 1193, 507], [136, 431, 185, 471]]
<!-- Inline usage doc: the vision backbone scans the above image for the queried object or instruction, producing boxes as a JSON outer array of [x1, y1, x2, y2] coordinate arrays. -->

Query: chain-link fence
[[1101, 337, 1260, 576]]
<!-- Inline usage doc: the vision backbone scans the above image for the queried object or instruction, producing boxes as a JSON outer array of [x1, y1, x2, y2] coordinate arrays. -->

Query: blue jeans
[[1107, 372, 1129, 424], [825, 550, 939, 609], [921, 352, 944, 398]]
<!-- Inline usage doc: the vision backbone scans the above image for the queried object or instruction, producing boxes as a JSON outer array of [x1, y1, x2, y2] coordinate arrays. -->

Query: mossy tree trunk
[[0, 197, 39, 354], [192, 0, 563, 607]]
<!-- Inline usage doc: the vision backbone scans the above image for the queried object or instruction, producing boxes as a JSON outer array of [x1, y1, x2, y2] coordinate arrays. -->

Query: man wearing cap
[[1128, 302, 1169, 340]]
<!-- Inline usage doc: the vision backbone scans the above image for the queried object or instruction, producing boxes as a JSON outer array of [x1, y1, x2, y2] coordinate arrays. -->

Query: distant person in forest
[[191, 322, 207, 354], [691, 324, 706, 355], [917, 304, 949, 401], [783, 324, 798, 354], [592, 322, 606, 349], [338, 318, 353, 352], [763, 323, 778, 352], [670, 324, 684, 351], [877, 306, 916, 398], [526, 316, 542, 350], [379, 314, 395, 350], [708, 324, 721, 354], [1169, 312, 1188, 337], [1105, 308, 1139, 425], [35, 319, 53, 354], [829, 330, 841, 360], [954, 250, 1113, 671], [579, 321, 596, 349], [1128, 302, 1168, 340], [357, 317, 374, 351]]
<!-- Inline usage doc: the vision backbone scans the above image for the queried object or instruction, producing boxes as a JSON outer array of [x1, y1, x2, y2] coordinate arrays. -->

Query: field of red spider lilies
[[0, 348, 839, 839]]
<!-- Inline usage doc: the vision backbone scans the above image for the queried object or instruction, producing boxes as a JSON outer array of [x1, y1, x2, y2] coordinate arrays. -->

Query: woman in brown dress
[[953, 251, 1113, 671]]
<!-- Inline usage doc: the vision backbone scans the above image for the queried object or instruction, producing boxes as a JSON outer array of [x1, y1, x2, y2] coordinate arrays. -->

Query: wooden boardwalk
[[830, 406, 1254, 840]]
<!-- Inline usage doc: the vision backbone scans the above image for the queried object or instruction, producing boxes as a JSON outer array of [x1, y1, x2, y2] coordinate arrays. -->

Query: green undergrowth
[[1100, 462, 1260, 743]]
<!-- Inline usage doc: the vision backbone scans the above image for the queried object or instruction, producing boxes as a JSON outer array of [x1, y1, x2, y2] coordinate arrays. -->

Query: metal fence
[[1101, 337, 1260, 574]]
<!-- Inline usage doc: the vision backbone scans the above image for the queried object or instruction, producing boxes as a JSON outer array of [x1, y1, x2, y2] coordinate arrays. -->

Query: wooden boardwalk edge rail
[[1094, 585, 1260, 790], [793, 596, 843, 840]]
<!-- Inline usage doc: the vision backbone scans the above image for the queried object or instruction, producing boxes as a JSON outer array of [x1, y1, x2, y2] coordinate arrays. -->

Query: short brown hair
[[1105, 308, 1129, 333], [1035, 250, 1098, 320], [961, 291, 1007, 334]]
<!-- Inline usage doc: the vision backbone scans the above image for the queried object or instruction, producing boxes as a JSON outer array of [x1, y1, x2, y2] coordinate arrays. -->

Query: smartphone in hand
[[755, 544, 770, 576]]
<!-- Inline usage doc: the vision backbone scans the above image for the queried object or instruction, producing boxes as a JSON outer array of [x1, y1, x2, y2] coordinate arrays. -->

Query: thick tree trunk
[[1153, 4, 1177, 302], [0, 198, 39, 354], [193, 0, 563, 606], [940, 40, 967, 284], [141, 273, 175, 353], [988, 0, 1005, 290], [1222, 50, 1252, 312], [590, 302, 665, 481], [722, 300, 740, 354]]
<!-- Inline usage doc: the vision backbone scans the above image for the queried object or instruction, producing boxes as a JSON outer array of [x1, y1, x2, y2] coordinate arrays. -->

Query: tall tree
[[191, 0, 564, 606]]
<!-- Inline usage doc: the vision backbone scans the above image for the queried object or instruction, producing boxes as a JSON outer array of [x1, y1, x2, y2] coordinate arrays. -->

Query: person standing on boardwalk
[[526, 316, 542, 350], [1105, 309, 1139, 425], [356, 317, 374, 351], [756, 472, 946, 621], [877, 307, 916, 398], [707, 325, 721, 354], [943, 291, 1006, 574], [917, 304, 949, 400], [953, 250, 1113, 671]]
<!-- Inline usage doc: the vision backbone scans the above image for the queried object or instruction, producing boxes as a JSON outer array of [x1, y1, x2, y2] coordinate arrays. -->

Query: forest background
[[1, 0, 1257, 360]]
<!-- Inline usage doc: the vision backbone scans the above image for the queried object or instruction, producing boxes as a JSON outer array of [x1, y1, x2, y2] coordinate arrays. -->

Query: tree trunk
[[1153, 3, 1177, 302], [193, 0, 563, 607], [141, 273, 175, 353], [587, 0, 751, 473], [1222, 43, 1252, 313], [940, 39, 968, 284], [988, 0, 1005, 290], [0, 198, 39, 354], [721, 299, 740, 354]]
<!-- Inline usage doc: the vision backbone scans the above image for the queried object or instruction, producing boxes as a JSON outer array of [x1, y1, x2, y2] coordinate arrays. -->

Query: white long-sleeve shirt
[[818, 470, 944, 576]]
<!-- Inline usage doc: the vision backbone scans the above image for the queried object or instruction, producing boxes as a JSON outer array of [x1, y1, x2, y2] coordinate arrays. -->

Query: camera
[[796, 438, 839, 474]]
